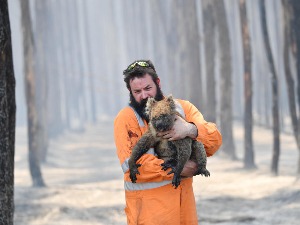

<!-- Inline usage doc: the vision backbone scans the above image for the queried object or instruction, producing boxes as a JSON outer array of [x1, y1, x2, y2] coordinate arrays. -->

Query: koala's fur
[[128, 95, 210, 188]]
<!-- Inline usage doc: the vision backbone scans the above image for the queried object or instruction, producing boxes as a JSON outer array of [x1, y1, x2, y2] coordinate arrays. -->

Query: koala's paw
[[172, 174, 181, 189], [195, 168, 210, 177], [161, 161, 176, 171], [129, 164, 141, 183], [166, 167, 176, 175]]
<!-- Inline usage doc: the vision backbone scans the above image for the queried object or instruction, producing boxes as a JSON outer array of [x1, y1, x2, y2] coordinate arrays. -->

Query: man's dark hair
[[123, 60, 159, 90]]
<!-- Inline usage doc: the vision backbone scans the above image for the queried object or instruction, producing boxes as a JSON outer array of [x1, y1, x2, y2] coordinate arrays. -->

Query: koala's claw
[[172, 174, 181, 189], [161, 162, 175, 171], [195, 168, 210, 177], [167, 168, 176, 175], [129, 164, 141, 183]]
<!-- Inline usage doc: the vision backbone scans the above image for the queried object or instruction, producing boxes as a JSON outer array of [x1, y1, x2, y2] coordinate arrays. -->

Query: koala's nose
[[153, 120, 165, 132], [153, 116, 172, 132]]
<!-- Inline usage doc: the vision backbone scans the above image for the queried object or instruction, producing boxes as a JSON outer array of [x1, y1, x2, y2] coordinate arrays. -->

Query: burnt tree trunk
[[291, 0, 300, 112], [202, 0, 216, 122], [20, 0, 45, 187], [181, 1, 202, 109], [239, 0, 256, 169], [290, 0, 300, 175], [0, 0, 16, 223], [55, 0, 71, 131], [260, 0, 280, 175], [282, 0, 300, 175], [175, 0, 202, 107], [35, 0, 49, 162], [214, 0, 236, 160]]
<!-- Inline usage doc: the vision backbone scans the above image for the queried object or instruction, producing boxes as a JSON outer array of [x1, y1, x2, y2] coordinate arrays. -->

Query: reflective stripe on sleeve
[[124, 180, 172, 191], [121, 148, 156, 173], [121, 158, 130, 173], [129, 106, 145, 127]]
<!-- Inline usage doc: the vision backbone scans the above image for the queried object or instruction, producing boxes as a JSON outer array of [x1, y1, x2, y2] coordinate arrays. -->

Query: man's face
[[129, 73, 163, 121], [129, 73, 159, 103]]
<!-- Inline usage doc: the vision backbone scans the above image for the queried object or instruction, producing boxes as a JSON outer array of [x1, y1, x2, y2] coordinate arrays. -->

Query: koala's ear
[[166, 94, 174, 103], [145, 97, 156, 115], [166, 94, 175, 110]]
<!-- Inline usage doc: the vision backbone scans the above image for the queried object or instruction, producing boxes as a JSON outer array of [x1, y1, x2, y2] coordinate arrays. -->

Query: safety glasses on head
[[126, 61, 150, 72]]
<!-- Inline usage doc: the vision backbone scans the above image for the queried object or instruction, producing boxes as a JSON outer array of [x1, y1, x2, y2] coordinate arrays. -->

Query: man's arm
[[180, 100, 222, 156]]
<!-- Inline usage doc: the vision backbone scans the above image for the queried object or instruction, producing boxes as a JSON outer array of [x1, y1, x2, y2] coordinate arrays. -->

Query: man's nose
[[141, 91, 148, 99]]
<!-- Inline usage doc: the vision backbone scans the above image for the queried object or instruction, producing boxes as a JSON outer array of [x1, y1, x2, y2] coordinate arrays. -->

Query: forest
[[0, 0, 300, 224]]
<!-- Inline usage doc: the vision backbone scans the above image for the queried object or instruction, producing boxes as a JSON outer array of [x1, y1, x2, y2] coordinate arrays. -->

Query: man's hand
[[157, 115, 198, 141], [180, 160, 198, 177]]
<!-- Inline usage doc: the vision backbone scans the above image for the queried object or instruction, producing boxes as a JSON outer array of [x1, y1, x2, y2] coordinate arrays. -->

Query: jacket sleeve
[[114, 108, 173, 183], [179, 100, 222, 157]]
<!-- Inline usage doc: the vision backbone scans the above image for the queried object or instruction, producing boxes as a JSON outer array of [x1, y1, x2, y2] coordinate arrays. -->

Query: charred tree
[[214, 0, 236, 160], [290, 0, 300, 112], [282, 0, 300, 175], [178, 0, 202, 109], [35, 0, 49, 162], [202, 0, 216, 122], [178, 1, 202, 109], [20, 0, 45, 187], [260, 0, 281, 175], [0, 0, 16, 223], [55, 0, 71, 131], [239, 0, 256, 169]]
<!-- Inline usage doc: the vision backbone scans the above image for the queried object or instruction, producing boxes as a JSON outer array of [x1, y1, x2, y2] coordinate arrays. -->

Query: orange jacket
[[114, 99, 222, 185], [114, 99, 222, 224]]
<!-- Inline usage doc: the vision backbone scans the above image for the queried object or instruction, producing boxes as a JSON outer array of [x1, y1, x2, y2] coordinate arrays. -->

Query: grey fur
[[128, 95, 210, 188]]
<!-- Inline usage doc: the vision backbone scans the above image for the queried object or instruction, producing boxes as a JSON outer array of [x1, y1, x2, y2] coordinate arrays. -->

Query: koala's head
[[146, 95, 176, 132]]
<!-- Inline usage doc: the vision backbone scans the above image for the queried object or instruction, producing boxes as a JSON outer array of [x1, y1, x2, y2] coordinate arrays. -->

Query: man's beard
[[129, 85, 164, 123]]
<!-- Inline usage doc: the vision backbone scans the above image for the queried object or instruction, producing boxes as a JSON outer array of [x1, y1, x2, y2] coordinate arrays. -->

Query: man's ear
[[155, 78, 161, 88]]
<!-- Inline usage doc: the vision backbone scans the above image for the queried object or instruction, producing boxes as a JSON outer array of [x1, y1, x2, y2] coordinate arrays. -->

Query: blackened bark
[[55, 0, 71, 131], [282, 0, 300, 175], [182, 1, 202, 109], [291, 0, 300, 175], [202, 0, 216, 122], [291, 0, 300, 112], [35, 0, 49, 162], [260, 0, 280, 175], [20, 0, 45, 187], [214, 0, 236, 160], [0, 0, 16, 223], [239, 0, 256, 169]]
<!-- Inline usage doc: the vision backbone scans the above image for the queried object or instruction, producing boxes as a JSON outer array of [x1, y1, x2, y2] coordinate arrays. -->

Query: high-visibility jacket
[[114, 99, 222, 225]]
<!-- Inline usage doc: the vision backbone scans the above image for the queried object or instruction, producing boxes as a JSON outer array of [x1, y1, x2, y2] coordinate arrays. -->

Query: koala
[[128, 95, 210, 188]]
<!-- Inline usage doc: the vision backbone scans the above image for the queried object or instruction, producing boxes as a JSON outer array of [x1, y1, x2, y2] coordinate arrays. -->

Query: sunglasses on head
[[126, 61, 150, 71]]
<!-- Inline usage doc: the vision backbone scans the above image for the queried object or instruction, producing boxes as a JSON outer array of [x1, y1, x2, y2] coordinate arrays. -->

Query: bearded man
[[114, 60, 222, 225]]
